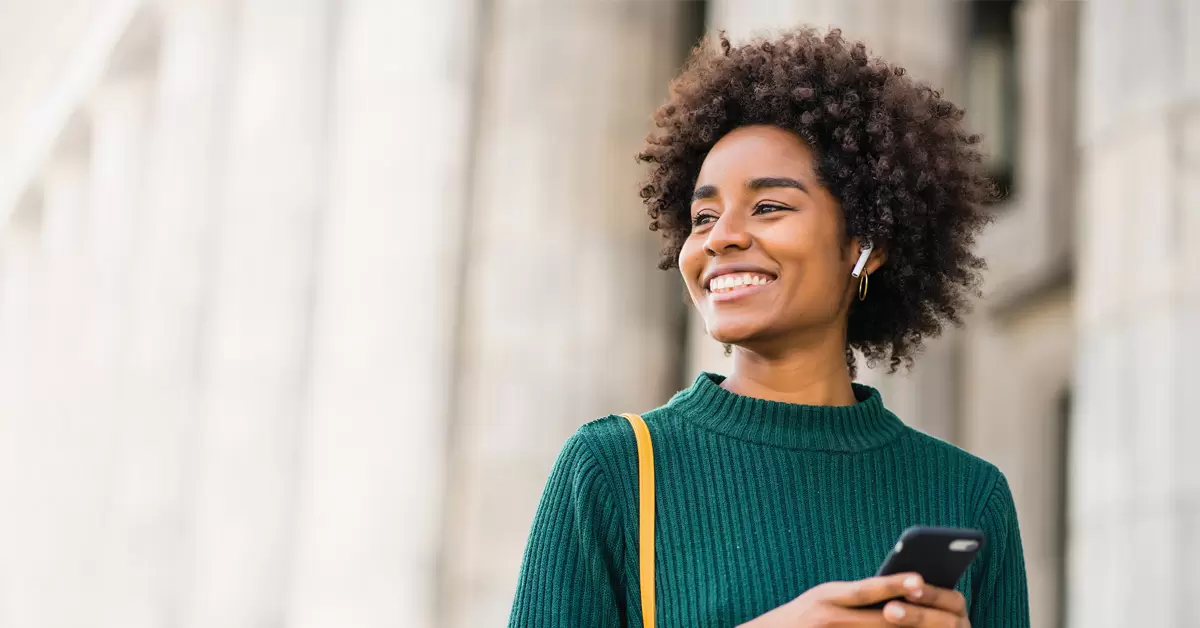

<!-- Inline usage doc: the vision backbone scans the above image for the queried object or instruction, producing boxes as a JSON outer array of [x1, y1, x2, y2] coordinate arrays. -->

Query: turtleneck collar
[[667, 372, 904, 452]]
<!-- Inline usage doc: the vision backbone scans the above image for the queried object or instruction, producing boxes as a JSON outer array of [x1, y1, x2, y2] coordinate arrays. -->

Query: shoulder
[[896, 425, 1015, 520], [570, 412, 652, 477], [559, 406, 680, 492], [541, 421, 631, 514], [575, 414, 636, 448], [572, 405, 679, 457]]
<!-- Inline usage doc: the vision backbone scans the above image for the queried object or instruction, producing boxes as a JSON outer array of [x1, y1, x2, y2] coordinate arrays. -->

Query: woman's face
[[679, 125, 863, 352]]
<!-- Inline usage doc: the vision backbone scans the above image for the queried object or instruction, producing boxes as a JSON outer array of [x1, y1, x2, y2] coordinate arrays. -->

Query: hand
[[880, 577, 969, 628], [737, 572, 970, 628]]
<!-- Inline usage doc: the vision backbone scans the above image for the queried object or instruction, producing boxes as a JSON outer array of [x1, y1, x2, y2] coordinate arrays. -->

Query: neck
[[723, 328, 856, 407]]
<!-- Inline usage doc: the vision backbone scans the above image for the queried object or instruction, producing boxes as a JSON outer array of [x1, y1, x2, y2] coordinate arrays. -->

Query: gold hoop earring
[[858, 271, 869, 301]]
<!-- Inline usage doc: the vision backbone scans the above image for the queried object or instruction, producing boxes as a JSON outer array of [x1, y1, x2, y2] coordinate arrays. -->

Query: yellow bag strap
[[620, 413, 655, 628]]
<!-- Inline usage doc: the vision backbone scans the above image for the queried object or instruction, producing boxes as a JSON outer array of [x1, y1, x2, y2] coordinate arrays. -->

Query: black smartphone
[[864, 526, 985, 609]]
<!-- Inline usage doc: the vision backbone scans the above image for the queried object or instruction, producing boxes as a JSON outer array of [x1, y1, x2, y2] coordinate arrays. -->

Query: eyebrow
[[692, 184, 718, 201], [691, 177, 807, 201], [747, 176, 807, 193]]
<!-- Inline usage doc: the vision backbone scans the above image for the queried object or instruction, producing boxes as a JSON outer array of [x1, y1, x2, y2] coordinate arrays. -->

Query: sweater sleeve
[[969, 473, 1031, 628], [509, 428, 626, 628]]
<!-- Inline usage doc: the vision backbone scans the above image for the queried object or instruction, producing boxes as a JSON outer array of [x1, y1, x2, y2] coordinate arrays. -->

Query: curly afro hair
[[636, 27, 994, 374]]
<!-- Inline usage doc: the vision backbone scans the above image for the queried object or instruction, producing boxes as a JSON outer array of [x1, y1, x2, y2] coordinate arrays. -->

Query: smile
[[706, 272, 776, 300]]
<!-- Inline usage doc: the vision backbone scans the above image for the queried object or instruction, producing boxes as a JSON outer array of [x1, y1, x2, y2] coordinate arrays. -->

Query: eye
[[752, 202, 793, 215], [691, 211, 718, 227]]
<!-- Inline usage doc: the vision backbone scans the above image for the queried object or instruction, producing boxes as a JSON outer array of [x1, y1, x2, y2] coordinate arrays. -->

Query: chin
[[707, 321, 766, 346]]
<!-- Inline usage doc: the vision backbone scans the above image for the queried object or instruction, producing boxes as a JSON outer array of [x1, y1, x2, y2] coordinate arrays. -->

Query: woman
[[509, 27, 1028, 628]]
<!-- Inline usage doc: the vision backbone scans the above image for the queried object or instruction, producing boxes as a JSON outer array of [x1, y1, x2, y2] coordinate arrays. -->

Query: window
[[964, 0, 1019, 199]]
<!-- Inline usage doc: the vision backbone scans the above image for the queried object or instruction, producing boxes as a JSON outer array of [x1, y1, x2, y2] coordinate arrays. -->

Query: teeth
[[709, 272, 774, 293]]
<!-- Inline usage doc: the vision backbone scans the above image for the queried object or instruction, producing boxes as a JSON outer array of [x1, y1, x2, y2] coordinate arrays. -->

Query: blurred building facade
[[0, 1, 1195, 627]]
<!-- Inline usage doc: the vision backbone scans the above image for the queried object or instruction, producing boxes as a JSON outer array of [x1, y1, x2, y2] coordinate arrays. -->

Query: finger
[[883, 601, 961, 627], [814, 606, 893, 627], [821, 573, 925, 608], [904, 584, 966, 616]]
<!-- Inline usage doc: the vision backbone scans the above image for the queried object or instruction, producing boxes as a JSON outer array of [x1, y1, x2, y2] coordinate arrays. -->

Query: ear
[[849, 238, 888, 276]]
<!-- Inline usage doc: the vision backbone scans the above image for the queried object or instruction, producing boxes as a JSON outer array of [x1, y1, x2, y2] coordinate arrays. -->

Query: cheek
[[678, 238, 706, 292], [766, 229, 845, 303], [791, 248, 851, 310]]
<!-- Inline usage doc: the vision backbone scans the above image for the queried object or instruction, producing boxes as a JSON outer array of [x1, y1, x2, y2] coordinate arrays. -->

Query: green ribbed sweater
[[509, 373, 1030, 627]]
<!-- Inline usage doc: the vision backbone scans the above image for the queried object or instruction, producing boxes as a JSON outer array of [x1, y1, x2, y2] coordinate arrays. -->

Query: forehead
[[696, 125, 817, 186]]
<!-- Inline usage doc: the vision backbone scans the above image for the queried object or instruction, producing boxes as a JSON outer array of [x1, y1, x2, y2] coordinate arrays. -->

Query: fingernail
[[888, 604, 906, 619], [910, 587, 923, 599], [904, 576, 921, 589]]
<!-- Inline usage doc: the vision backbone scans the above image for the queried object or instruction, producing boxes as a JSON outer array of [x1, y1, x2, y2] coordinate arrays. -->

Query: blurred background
[[0, 0, 1195, 627]]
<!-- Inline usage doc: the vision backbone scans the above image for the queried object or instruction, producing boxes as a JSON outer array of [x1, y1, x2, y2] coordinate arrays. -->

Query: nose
[[704, 212, 752, 256]]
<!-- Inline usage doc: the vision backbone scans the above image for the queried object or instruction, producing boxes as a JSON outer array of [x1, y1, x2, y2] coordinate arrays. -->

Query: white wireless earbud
[[851, 244, 873, 278]]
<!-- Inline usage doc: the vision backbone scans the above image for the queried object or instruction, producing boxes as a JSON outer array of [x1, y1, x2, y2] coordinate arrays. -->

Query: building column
[[87, 72, 155, 627], [0, 193, 48, 628], [17, 125, 99, 628], [284, 1, 477, 627], [441, 2, 689, 625], [86, 78, 151, 412], [107, 2, 235, 627], [1070, 0, 1200, 626], [186, 1, 329, 626]]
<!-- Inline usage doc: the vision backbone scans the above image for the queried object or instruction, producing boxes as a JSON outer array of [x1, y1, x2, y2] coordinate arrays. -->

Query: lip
[[701, 263, 778, 302], [707, 280, 773, 303]]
